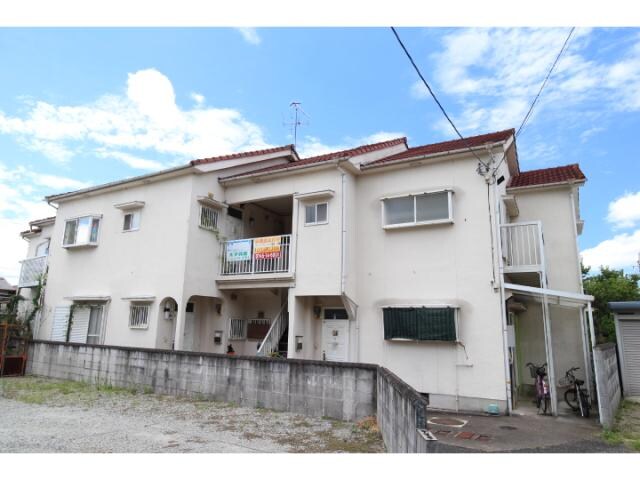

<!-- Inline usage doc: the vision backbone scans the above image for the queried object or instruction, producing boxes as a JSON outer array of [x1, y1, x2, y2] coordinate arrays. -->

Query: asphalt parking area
[[425, 406, 631, 453], [0, 376, 384, 453]]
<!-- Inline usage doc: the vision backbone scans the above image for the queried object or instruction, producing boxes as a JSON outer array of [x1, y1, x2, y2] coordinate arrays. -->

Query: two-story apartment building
[[17, 128, 595, 415]]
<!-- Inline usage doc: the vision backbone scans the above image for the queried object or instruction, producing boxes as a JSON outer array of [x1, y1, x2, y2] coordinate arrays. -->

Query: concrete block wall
[[593, 343, 622, 429], [377, 366, 432, 453], [27, 340, 432, 452], [27, 340, 376, 421]]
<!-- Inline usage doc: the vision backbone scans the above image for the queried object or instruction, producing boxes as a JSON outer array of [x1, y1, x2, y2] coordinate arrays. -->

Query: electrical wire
[[390, 26, 489, 170], [492, 27, 575, 176], [516, 27, 575, 138]]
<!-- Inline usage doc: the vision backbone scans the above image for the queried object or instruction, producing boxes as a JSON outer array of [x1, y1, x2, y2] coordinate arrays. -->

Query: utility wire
[[492, 27, 575, 175], [390, 26, 489, 170], [516, 27, 575, 138]]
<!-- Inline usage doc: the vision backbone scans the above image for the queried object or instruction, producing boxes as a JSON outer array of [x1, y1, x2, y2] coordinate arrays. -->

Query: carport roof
[[609, 301, 640, 312]]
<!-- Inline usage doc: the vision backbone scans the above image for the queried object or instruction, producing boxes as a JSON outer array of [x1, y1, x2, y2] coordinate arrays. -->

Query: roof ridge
[[299, 137, 407, 162], [190, 144, 295, 166], [361, 129, 515, 169]]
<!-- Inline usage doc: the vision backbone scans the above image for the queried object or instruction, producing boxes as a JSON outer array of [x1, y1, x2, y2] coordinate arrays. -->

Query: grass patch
[[602, 400, 640, 451], [0, 376, 143, 407]]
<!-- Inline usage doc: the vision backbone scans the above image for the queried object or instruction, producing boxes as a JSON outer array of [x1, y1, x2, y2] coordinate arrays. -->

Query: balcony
[[18, 255, 47, 288], [218, 235, 293, 287], [500, 222, 544, 278]]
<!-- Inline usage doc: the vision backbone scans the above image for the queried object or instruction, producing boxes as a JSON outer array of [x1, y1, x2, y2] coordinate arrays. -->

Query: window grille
[[229, 318, 247, 340], [129, 304, 150, 329], [200, 205, 219, 231]]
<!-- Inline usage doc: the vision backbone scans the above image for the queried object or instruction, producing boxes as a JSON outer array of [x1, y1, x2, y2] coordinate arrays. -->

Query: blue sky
[[1, 27, 639, 282]]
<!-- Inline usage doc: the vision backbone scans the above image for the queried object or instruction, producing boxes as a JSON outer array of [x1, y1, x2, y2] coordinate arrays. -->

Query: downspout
[[339, 166, 359, 361], [487, 150, 513, 415]]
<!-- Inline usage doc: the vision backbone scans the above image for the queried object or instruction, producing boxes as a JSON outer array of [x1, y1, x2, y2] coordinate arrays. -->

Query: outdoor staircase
[[278, 327, 288, 358], [256, 302, 289, 357]]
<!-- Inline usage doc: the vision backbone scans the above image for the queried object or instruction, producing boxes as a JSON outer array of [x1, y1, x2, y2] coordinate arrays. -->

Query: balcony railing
[[220, 234, 291, 276], [500, 222, 544, 273], [18, 255, 47, 287]]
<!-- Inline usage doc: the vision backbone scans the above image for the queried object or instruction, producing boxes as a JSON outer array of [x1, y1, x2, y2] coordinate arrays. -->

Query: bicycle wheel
[[542, 396, 550, 415], [564, 388, 579, 411], [578, 390, 590, 418]]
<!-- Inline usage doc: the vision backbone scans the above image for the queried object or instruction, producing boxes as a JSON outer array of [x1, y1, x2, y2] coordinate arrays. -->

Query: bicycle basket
[[528, 364, 539, 379], [558, 376, 572, 387]]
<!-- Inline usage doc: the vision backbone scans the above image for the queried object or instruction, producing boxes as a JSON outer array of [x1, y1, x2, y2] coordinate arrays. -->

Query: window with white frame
[[382, 191, 452, 228], [63, 215, 101, 247], [129, 303, 150, 329], [199, 205, 219, 231], [35, 239, 50, 257], [304, 202, 328, 226], [228, 318, 247, 340], [123, 211, 141, 232]]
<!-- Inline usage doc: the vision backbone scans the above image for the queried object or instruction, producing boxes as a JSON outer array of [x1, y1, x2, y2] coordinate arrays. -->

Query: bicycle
[[562, 367, 590, 418], [526, 362, 550, 415]]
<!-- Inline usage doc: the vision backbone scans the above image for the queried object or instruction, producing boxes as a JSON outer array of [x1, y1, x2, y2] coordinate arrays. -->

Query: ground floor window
[[383, 306, 457, 342], [129, 303, 150, 329]]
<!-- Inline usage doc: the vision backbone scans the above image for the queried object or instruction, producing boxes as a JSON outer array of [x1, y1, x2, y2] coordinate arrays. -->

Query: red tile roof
[[362, 129, 515, 168], [508, 164, 586, 189], [190, 144, 296, 166], [220, 137, 407, 181]]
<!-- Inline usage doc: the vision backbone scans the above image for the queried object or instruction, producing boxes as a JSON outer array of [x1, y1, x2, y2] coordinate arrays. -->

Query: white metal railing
[[500, 222, 544, 272], [18, 255, 47, 287], [229, 318, 247, 340], [220, 234, 291, 276], [256, 303, 289, 356]]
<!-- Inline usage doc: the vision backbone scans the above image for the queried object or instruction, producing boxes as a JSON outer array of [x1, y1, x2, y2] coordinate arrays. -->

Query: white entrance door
[[183, 303, 196, 351], [322, 308, 349, 362]]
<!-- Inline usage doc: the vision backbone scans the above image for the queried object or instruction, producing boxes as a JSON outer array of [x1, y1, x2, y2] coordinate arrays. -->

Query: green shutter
[[383, 307, 456, 342]]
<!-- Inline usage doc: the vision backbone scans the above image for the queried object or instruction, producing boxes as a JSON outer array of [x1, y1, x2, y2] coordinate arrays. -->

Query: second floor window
[[382, 190, 452, 228], [123, 211, 141, 232], [129, 303, 150, 329], [305, 202, 328, 226], [63, 216, 101, 247]]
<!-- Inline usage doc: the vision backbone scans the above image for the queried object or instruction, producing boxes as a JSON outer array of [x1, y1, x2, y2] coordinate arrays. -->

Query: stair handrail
[[256, 302, 288, 356]]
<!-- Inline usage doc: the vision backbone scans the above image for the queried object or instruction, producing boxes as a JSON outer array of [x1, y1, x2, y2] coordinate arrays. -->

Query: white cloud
[[236, 28, 261, 45], [607, 191, 640, 229], [424, 28, 640, 135], [297, 131, 406, 158], [581, 230, 640, 270], [0, 163, 58, 284], [95, 150, 165, 171], [0, 69, 272, 169], [190, 92, 205, 105]]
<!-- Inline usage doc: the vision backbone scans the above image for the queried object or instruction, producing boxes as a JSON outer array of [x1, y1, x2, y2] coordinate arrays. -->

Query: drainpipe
[[339, 166, 359, 361], [488, 152, 513, 415]]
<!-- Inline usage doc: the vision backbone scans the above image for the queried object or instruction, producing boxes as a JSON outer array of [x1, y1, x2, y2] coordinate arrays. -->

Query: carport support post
[[579, 306, 594, 402], [587, 302, 605, 423], [541, 294, 558, 416]]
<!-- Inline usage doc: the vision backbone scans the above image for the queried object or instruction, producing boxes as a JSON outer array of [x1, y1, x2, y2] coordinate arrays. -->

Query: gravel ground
[[0, 376, 384, 453]]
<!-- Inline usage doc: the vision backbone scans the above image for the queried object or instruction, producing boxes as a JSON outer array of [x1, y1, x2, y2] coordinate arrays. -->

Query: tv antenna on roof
[[285, 101, 310, 149]]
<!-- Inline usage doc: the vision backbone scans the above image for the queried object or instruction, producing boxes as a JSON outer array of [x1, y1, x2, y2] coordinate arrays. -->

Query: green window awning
[[383, 307, 457, 342]]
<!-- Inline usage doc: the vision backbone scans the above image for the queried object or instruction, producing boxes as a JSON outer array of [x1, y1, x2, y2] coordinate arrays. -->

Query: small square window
[[304, 202, 328, 226], [199, 205, 219, 231], [129, 303, 150, 329], [123, 211, 141, 232]]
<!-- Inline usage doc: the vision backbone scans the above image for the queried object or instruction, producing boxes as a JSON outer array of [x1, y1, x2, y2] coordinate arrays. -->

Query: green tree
[[582, 264, 640, 343]]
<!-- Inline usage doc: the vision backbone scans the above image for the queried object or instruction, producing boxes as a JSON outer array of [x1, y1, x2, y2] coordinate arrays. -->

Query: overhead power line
[[516, 27, 575, 138], [390, 26, 489, 170], [492, 26, 575, 174]]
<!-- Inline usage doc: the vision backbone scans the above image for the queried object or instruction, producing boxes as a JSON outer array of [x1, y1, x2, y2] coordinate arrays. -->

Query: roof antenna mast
[[286, 101, 309, 149]]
